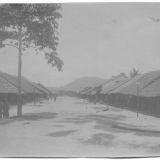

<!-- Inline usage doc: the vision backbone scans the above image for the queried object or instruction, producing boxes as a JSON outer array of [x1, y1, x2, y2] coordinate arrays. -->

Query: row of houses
[[0, 71, 53, 104], [77, 70, 160, 116]]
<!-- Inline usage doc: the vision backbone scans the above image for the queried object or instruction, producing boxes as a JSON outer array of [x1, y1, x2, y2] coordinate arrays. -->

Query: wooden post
[[157, 96, 160, 117], [34, 86, 35, 105], [137, 86, 139, 117]]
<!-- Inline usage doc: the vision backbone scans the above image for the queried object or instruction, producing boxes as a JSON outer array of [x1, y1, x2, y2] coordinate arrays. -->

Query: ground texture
[[0, 96, 160, 157]]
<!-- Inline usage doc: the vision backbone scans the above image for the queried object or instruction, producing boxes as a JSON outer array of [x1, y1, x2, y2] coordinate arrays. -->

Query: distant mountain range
[[61, 77, 106, 92]]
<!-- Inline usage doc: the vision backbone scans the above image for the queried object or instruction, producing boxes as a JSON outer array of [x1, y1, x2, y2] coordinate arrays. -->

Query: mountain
[[62, 77, 106, 92]]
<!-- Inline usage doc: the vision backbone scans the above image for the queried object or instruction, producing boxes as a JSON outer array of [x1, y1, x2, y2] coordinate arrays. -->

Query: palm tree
[[129, 68, 140, 78]]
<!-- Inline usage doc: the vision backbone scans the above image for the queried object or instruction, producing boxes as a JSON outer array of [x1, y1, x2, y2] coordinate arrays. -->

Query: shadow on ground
[[0, 119, 14, 126], [82, 114, 126, 124], [58, 117, 91, 124], [95, 124, 131, 133], [74, 102, 91, 105], [81, 114, 136, 134], [92, 106, 123, 112], [29, 105, 44, 107], [92, 106, 109, 111], [48, 130, 77, 137], [147, 144, 160, 155], [134, 132, 160, 137], [83, 133, 116, 147], [0, 112, 57, 126], [51, 125, 64, 127], [11, 112, 57, 121]]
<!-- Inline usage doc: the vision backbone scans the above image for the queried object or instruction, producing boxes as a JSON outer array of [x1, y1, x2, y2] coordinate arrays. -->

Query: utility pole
[[34, 85, 36, 105], [136, 81, 140, 117]]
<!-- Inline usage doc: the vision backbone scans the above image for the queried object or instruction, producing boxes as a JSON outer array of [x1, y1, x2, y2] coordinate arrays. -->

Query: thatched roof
[[37, 83, 52, 95], [109, 74, 145, 94], [109, 70, 160, 96], [81, 87, 93, 95], [119, 70, 160, 96], [85, 73, 128, 96], [89, 73, 128, 95], [101, 78, 130, 94], [0, 76, 25, 94], [0, 72, 42, 94], [78, 86, 92, 95], [139, 77, 160, 97], [22, 77, 49, 95], [97, 73, 127, 88]]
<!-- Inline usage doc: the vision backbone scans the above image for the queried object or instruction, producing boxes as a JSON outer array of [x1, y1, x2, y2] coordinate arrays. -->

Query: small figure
[[0, 101, 3, 119], [3, 98, 10, 118], [54, 95, 57, 102]]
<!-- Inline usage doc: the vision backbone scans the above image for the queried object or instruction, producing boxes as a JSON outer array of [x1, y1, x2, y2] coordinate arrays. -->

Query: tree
[[0, 4, 64, 117], [129, 68, 140, 78]]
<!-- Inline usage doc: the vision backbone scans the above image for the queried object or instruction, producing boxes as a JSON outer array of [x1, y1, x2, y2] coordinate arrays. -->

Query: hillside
[[62, 77, 106, 92]]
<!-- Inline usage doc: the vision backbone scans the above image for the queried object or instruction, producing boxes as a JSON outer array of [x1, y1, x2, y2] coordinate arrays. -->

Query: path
[[0, 96, 160, 157]]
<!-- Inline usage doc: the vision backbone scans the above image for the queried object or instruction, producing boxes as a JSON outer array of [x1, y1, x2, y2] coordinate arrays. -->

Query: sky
[[1, 3, 160, 87]]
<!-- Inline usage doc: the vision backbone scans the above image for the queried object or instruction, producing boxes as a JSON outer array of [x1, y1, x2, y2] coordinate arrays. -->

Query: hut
[[0, 72, 42, 103], [107, 70, 160, 116], [108, 74, 145, 108], [89, 73, 128, 103], [37, 83, 52, 97], [100, 78, 130, 104], [0, 75, 26, 104], [77, 86, 92, 99], [22, 77, 50, 100], [138, 76, 160, 115]]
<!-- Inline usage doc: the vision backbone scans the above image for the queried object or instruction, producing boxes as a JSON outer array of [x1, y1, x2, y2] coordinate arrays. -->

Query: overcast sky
[[1, 3, 160, 87]]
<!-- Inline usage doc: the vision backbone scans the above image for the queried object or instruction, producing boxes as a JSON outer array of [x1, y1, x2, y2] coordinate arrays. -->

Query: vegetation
[[129, 68, 140, 78], [0, 4, 64, 117]]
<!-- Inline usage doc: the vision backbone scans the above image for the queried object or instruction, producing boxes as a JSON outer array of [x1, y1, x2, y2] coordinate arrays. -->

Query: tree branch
[[26, 45, 46, 53], [3, 43, 19, 49], [149, 16, 160, 22]]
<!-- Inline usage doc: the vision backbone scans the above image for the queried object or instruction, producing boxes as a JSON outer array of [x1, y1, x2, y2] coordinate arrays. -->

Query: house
[[22, 76, 50, 99], [114, 70, 160, 96], [0, 75, 26, 104], [99, 78, 130, 103], [37, 83, 52, 97], [77, 86, 92, 99], [106, 70, 160, 116], [109, 74, 145, 95], [0, 72, 42, 102], [88, 73, 128, 102]]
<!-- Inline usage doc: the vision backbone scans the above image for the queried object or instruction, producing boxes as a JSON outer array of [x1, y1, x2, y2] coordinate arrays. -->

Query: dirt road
[[0, 96, 160, 157]]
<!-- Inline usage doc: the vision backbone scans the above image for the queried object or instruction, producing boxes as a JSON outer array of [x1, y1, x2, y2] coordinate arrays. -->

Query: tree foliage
[[0, 4, 64, 71], [129, 68, 140, 78]]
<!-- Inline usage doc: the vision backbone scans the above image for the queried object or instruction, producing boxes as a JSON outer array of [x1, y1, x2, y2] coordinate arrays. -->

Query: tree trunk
[[17, 25, 22, 117]]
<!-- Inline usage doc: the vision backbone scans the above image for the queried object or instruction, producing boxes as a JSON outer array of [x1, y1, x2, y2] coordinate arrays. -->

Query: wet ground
[[0, 96, 160, 157]]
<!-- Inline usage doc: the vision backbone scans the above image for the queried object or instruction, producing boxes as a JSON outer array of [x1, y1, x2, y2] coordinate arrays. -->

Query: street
[[0, 96, 160, 157]]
